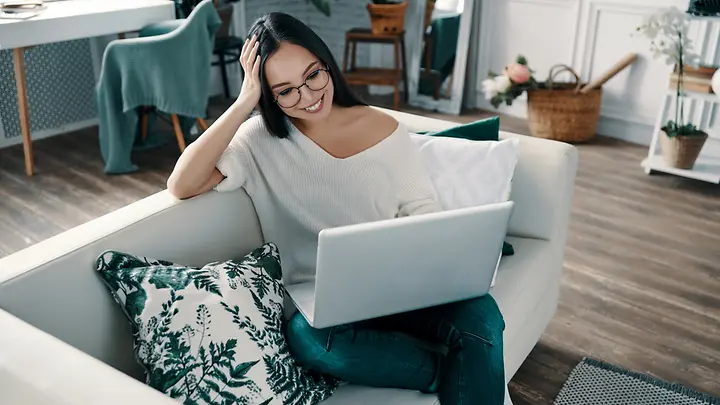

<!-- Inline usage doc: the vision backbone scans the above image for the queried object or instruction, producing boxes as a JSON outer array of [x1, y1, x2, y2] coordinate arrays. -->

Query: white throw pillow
[[410, 134, 520, 209], [410, 133, 520, 288]]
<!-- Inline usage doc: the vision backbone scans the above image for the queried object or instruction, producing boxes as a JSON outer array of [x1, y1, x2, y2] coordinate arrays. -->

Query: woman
[[167, 12, 507, 405]]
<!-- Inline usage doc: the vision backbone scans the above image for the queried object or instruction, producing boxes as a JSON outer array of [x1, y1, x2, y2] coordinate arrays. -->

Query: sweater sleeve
[[214, 131, 251, 193]]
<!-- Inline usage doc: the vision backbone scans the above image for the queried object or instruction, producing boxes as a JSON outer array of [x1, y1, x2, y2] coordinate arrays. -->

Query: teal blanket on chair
[[95, 0, 221, 174]]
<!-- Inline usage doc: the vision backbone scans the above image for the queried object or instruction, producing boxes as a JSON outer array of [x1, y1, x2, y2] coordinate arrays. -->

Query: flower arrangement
[[482, 55, 537, 108], [634, 6, 703, 137]]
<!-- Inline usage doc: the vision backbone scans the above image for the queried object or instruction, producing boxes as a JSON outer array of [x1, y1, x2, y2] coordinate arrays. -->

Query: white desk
[[0, 0, 176, 176]]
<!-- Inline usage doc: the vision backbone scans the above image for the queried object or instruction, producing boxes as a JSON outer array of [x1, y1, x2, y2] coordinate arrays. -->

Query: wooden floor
[[1, 96, 718, 404]]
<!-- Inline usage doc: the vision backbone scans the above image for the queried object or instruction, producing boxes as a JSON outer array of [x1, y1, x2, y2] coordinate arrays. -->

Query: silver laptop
[[286, 201, 514, 329]]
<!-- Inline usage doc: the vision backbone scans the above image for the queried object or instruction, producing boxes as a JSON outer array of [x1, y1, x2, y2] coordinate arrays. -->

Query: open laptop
[[285, 200, 514, 329]]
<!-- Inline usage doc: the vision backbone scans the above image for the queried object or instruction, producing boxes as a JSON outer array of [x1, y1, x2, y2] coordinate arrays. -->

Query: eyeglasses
[[274, 68, 331, 108]]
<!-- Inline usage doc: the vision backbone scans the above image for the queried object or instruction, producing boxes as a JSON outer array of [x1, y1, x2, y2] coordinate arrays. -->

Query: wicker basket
[[660, 131, 708, 169], [367, 1, 408, 35], [526, 64, 602, 143]]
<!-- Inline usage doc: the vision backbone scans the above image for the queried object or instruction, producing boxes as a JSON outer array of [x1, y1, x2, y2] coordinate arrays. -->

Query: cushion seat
[[325, 383, 439, 405], [310, 237, 560, 405]]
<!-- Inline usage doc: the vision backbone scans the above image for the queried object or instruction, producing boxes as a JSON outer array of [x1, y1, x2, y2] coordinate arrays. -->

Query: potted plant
[[306, 0, 331, 17], [367, 0, 408, 35], [635, 6, 708, 169]]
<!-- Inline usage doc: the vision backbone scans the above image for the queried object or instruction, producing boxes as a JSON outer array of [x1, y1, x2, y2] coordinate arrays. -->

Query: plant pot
[[367, 1, 408, 35], [659, 130, 708, 169]]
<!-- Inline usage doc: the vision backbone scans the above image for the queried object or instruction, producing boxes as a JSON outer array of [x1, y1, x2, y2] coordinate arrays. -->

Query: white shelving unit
[[642, 89, 720, 183], [642, 13, 720, 184]]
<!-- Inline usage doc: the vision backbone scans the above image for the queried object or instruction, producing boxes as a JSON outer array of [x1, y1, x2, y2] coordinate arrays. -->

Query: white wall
[[471, 0, 720, 146]]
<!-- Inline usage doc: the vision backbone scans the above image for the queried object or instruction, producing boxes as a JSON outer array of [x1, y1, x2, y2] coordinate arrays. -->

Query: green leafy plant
[[634, 6, 705, 137], [306, 0, 331, 16]]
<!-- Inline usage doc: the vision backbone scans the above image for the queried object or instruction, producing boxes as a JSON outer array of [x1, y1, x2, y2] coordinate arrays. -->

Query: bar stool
[[342, 28, 408, 110]]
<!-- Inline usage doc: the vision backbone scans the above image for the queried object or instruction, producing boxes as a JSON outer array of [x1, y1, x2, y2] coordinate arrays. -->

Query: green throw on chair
[[95, 0, 222, 174]]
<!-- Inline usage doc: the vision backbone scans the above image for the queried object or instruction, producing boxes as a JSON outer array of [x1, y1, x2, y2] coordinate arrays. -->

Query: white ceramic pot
[[712, 68, 720, 95]]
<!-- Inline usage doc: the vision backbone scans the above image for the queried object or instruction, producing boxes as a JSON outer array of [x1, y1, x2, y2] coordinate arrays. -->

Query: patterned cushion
[[95, 242, 337, 405]]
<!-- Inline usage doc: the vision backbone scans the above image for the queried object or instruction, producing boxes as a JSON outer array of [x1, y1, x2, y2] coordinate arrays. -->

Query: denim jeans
[[285, 294, 507, 405]]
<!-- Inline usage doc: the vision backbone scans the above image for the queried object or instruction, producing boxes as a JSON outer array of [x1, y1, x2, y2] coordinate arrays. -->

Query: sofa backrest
[[0, 189, 263, 380]]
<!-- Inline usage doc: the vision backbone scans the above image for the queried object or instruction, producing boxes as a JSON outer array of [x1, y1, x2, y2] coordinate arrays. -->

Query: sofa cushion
[[323, 384, 439, 405], [421, 116, 500, 141], [410, 134, 520, 209], [411, 119, 518, 257], [95, 242, 338, 405], [491, 236, 562, 376]]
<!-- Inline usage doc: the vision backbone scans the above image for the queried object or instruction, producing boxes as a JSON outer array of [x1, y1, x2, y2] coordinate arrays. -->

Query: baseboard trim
[[474, 96, 653, 146], [0, 118, 99, 149]]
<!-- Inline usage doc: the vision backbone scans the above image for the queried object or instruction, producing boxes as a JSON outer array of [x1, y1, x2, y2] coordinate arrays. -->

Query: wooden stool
[[342, 28, 408, 110]]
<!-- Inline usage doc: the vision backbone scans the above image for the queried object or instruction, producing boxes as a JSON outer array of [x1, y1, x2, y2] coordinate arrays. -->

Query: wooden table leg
[[343, 36, 349, 73], [394, 40, 401, 110], [13, 48, 34, 177], [351, 39, 357, 71], [400, 34, 408, 102]]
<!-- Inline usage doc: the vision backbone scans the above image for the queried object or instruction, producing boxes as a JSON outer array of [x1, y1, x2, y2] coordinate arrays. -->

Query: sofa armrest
[[0, 308, 177, 405], [0, 189, 264, 378], [0, 189, 262, 284]]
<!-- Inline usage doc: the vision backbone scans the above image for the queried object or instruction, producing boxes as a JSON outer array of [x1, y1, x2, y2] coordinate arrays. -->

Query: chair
[[95, 0, 222, 174], [212, 4, 243, 99]]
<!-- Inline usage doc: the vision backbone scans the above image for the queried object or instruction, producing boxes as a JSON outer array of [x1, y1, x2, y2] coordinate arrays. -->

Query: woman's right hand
[[167, 36, 260, 200], [238, 34, 262, 107]]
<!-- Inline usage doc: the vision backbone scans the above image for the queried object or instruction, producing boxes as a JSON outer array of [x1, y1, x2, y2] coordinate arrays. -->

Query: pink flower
[[506, 63, 531, 84]]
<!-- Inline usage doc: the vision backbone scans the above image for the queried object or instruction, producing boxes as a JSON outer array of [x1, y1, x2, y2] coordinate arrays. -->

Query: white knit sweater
[[214, 115, 441, 285]]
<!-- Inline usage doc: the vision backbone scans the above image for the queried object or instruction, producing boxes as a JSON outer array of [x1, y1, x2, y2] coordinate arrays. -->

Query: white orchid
[[482, 78, 499, 99], [494, 74, 512, 93], [635, 6, 699, 68], [634, 6, 704, 135]]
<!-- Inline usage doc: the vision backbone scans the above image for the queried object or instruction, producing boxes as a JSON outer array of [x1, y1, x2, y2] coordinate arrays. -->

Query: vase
[[367, 1, 408, 35], [711, 68, 720, 95], [660, 130, 708, 169]]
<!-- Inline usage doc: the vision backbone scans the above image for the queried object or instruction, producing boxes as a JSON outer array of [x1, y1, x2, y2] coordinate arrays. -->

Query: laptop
[[285, 200, 514, 329]]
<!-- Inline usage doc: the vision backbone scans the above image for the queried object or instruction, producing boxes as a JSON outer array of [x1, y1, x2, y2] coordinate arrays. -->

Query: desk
[[0, 0, 175, 176]]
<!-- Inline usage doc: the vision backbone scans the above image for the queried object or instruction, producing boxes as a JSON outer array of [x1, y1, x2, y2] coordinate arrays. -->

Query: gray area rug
[[555, 357, 720, 405]]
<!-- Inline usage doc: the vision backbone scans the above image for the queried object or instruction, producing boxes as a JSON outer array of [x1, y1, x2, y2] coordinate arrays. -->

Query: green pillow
[[418, 116, 514, 256], [422, 116, 500, 141], [96, 243, 337, 405]]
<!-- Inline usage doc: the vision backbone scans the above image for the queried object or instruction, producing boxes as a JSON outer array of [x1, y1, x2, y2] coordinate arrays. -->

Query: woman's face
[[264, 42, 334, 121]]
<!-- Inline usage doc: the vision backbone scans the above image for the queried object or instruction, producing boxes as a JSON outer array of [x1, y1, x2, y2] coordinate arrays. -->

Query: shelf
[[687, 14, 720, 21], [666, 89, 720, 103], [642, 154, 720, 183]]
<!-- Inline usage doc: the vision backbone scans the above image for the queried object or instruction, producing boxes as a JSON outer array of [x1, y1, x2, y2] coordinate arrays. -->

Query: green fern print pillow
[[95, 242, 337, 405]]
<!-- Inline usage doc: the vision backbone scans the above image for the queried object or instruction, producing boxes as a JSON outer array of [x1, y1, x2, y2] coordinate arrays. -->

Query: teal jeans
[[286, 294, 506, 405]]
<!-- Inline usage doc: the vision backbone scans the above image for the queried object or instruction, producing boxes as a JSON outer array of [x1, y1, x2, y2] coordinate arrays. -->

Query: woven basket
[[367, 1, 408, 35], [526, 64, 602, 143], [660, 131, 708, 169]]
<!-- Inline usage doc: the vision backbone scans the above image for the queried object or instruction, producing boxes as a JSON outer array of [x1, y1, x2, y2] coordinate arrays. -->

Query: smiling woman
[[248, 12, 367, 138], [165, 12, 509, 405]]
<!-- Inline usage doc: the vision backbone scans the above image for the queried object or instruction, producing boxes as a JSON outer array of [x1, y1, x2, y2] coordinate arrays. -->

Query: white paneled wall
[[471, 0, 720, 146]]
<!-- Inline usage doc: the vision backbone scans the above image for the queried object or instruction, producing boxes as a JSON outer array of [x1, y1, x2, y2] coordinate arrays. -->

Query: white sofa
[[0, 109, 578, 405]]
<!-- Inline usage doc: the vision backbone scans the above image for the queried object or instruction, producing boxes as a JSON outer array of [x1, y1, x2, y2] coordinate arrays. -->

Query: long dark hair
[[245, 12, 367, 138]]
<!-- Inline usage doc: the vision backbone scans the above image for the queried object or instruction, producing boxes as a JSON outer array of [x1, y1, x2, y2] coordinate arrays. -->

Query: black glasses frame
[[274, 67, 331, 108]]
